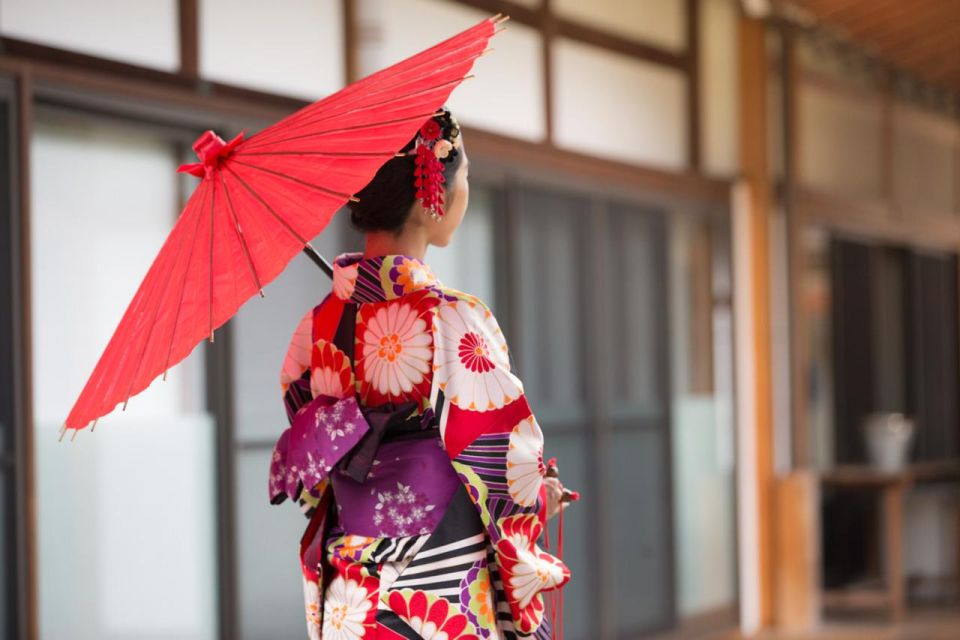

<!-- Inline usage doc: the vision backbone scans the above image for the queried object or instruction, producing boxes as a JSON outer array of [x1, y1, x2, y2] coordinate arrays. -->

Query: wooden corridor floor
[[648, 605, 960, 640]]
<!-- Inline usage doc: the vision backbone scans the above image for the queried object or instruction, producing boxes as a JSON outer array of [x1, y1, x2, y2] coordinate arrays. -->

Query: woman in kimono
[[270, 107, 575, 640]]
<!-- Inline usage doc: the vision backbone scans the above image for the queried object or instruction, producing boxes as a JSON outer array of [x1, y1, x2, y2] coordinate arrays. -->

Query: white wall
[[0, 0, 179, 70]]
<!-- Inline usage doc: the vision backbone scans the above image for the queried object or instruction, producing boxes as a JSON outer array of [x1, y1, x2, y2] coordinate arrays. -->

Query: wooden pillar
[[737, 13, 776, 632], [774, 471, 821, 632]]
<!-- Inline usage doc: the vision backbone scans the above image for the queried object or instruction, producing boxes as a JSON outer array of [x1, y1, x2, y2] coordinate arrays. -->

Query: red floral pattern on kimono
[[274, 252, 570, 639]]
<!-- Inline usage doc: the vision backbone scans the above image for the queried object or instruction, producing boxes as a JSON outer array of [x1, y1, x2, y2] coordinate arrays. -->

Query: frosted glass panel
[[31, 114, 217, 640], [554, 0, 686, 52], [359, 0, 545, 141], [237, 449, 310, 640], [0, 0, 178, 70], [700, 0, 739, 176], [200, 0, 345, 100], [553, 38, 687, 169], [604, 204, 663, 417], [892, 106, 957, 215], [514, 187, 587, 424], [426, 184, 496, 308], [799, 84, 883, 197], [606, 429, 672, 631]]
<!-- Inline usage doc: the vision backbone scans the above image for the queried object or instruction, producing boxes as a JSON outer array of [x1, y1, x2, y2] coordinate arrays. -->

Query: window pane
[[669, 214, 738, 617], [600, 203, 675, 634], [604, 204, 664, 419], [553, 38, 688, 169], [0, 0, 178, 70], [236, 449, 309, 639], [31, 113, 217, 640], [200, 0, 345, 100], [605, 429, 673, 632], [514, 186, 588, 425]]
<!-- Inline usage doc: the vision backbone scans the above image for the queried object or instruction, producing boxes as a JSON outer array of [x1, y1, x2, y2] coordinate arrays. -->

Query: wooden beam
[[686, 0, 702, 170], [342, 0, 358, 85], [178, 0, 199, 79], [0, 38, 308, 115], [541, 0, 555, 145], [465, 126, 731, 205], [738, 13, 776, 630], [14, 67, 38, 640]]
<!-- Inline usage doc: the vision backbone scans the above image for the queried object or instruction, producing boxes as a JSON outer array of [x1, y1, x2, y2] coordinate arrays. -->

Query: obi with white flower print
[[273, 252, 570, 639]]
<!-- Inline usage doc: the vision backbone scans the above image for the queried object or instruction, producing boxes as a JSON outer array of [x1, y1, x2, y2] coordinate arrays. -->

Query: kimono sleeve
[[271, 299, 338, 516], [279, 306, 314, 426], [430, 292, 533, 461], [430, 291, 570, 635]]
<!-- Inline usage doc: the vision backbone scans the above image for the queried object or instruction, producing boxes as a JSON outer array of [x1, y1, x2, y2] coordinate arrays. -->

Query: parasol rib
[[163, 181, 212, 378], [220, 170, 265, 298], [237, 150, 403, 158], [118, 194, 193, 413], [240, 109, 446, 153], [230, 160, 361, 203], [209, 176, 216, 343], [224, 165, 311, 245]]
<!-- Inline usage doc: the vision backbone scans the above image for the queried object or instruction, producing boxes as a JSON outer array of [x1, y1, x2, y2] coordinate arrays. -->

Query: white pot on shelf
[[863, 412, 915, 472]]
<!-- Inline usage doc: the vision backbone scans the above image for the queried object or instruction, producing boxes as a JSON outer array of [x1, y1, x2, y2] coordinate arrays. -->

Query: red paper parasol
[[60, 13, 509, 440]]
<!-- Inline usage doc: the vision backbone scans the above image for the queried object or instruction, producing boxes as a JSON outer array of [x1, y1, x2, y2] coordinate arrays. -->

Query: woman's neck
[[363, 228, 429, 261]]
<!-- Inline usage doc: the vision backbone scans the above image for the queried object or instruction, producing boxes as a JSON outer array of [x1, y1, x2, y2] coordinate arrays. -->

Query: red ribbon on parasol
[[60, 13, 509, 440]]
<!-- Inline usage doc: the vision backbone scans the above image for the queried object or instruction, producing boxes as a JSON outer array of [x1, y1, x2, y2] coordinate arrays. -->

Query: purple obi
[[269, 393, 461, 538]]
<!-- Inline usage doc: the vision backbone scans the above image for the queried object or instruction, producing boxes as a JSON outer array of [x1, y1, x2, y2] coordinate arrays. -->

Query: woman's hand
[[544, 458, 579, 520]]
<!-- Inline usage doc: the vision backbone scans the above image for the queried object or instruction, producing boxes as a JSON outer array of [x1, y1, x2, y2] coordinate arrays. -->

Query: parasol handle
[[302, 244, 334, 280]]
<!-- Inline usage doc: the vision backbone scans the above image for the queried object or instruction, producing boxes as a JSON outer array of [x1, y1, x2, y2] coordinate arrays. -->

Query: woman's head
[[347, 107, 469, 247]]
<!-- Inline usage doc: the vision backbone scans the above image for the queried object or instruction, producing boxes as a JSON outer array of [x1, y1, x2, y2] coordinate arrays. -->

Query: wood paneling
[[784, 0, 960, 92]]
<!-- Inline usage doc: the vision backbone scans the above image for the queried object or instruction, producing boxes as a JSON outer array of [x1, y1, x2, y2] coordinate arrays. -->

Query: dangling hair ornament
[[411, 109, 461, 221]]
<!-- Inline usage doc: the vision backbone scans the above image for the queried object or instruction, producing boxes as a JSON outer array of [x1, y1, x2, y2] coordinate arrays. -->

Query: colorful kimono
[[270, 252, 570, 639]]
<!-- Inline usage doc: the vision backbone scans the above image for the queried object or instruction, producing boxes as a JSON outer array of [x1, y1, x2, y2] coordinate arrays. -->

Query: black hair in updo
[[347, 107, 464, 234]]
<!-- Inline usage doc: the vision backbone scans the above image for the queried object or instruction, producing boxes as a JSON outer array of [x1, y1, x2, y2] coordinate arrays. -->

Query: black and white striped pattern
[[390, 532, 487, 599]]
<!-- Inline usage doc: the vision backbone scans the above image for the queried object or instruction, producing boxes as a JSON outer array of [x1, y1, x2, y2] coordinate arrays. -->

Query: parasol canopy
[[61, 12, 509, 439]]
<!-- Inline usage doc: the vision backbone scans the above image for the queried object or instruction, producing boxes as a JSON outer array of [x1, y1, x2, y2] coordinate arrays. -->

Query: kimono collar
[[332, 252, 441, 303]]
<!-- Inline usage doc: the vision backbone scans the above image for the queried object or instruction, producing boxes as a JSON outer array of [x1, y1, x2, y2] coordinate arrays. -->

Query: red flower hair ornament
[[401, 109, 462, 221]]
